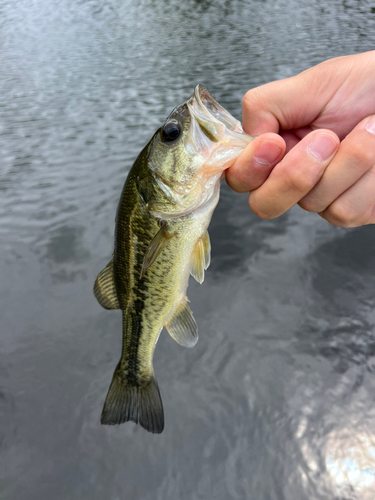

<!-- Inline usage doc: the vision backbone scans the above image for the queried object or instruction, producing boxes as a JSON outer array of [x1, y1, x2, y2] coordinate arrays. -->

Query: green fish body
[[94, 85, 253, 433]]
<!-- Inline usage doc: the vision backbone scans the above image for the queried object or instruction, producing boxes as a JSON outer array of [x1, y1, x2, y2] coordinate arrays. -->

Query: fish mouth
[[193, 84, 244, 136], [187, 84, 254, 174]]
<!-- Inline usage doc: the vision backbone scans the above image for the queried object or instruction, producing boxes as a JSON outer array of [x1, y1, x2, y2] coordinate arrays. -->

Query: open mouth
[[187, 84, 254, 173], [193, 84, 244, 135]]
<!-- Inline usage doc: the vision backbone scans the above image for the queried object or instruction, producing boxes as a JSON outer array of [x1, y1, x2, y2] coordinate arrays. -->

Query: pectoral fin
[[141, 223, 176, 278], [94, 259, 120, 310], [190, 231, 211, 284], [201, 231, 211, 270], [166, 298, 198, 348]]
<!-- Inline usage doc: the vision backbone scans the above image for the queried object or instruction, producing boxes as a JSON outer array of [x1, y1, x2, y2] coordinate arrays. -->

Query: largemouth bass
[[94, 85, 253, 433]]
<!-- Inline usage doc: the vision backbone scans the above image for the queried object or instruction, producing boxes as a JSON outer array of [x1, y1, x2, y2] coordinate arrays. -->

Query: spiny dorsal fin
[[93, 259, 120, 310], [166, 298, 198, 348], [190, 231, 211, 284], [141, 223, 176, 278]]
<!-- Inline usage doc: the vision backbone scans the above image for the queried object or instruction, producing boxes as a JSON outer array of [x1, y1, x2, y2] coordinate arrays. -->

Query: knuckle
[[249, 196, 274, 220], [367, 164, 375, 179], [326, 201, 361, 228], [242, 88, 265, 112], [242, 91, 254, 111], [283, 167, 314, 194], [344, 141, 374, 165], [298, 196, 321, 213]]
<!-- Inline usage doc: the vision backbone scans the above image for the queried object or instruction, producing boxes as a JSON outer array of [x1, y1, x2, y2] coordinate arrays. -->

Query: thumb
[[242, 60, 347, 135]]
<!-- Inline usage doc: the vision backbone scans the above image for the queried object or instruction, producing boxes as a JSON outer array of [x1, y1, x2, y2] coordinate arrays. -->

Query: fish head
[[142, 84, 254, 218]]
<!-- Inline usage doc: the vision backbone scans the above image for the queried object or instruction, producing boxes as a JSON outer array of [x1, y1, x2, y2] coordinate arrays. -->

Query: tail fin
[[100, 364, 164, 434]]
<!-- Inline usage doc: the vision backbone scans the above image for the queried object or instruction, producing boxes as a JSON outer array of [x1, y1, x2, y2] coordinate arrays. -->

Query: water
[[1, 0, 375, 498]]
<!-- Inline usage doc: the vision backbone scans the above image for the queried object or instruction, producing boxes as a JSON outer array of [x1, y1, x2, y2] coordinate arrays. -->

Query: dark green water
[[2, 0, 375, 498]]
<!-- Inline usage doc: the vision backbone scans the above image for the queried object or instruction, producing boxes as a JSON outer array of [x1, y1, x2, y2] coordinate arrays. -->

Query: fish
[[94, 85, 253, 433]]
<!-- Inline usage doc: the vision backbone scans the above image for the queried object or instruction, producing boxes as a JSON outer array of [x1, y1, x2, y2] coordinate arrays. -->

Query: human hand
[[226, 51, 375, 227]]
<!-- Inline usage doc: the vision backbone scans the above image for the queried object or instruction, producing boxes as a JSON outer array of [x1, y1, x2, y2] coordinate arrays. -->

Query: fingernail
[[253, 141, 282, 166], [308, 134, 338, 161], [366, 115, 375, 135]]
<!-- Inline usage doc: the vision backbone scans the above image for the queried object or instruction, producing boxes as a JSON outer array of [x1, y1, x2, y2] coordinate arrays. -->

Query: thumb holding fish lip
[[241, 78, 322, 136], [226, 56, 354, 194], [239, 59, 350, 137], [226, 133, 286, 193], [240, 52, 375, 137], [226, 67, 334, 193]]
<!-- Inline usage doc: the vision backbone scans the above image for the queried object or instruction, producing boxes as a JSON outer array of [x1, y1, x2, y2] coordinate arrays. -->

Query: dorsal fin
[[166, 298, 198, 348], [94, 259, 120, 310], [190, 231, 211, 284]]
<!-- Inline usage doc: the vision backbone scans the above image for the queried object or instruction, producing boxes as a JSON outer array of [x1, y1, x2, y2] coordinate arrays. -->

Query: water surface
[[2, 0, 375, 498]]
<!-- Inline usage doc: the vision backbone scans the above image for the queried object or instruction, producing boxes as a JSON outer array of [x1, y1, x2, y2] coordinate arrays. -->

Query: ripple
[[1, 0, 375, 499]]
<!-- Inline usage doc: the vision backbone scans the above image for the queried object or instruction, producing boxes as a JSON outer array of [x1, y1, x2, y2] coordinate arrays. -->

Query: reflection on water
[[45, 226, 90, 264], [1, 0, 375, 498], [326, 431, 375, 495]]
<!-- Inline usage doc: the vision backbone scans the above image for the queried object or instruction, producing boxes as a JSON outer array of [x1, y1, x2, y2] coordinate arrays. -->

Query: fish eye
[[162, 121, 181, 142]]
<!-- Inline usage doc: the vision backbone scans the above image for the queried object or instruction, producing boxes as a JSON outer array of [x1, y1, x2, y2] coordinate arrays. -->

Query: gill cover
[[143, 85, 254, 218]]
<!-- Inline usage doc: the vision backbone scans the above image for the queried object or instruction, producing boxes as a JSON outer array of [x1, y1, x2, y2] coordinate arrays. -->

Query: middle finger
[[248, 130, 339, 219]]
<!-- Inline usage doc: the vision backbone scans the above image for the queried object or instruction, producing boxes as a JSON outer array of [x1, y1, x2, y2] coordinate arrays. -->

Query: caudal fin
[[100, 364, 164, 434]]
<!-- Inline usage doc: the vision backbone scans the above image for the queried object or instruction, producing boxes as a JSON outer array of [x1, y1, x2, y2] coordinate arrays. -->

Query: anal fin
[[166, 298, 198, 348], [190, 231, 211, 284], [94, 259, 120, 310]]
